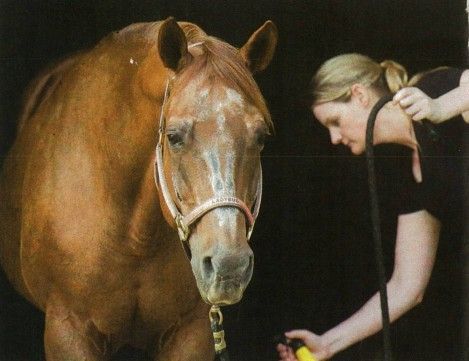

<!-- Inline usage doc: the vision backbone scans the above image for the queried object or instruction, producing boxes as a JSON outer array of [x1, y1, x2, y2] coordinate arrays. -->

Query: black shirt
[[398, 68, 467, 222]]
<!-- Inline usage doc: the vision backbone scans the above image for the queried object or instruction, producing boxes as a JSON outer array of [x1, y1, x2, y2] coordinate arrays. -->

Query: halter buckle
[[175, 214, 189, 242]]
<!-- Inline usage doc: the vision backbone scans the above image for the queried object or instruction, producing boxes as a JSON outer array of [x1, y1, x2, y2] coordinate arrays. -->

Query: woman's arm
[[393, 69, 469, 123], [278, 210, 440, 360], [461, 70, 469, 123]]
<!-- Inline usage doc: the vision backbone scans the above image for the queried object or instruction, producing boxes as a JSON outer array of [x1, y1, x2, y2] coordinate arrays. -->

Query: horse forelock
[[174, 36, 273, 132]]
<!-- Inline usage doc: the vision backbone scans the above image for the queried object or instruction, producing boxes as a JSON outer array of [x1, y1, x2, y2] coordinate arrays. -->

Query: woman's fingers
[[393, 87, 415, 103], [395, 90, 432, 120], [285, 329, 314, 340], [404, 103, 423, 116], [395, 89, 425, 108], [399, 93, 424, 108], [394, 87, 443, 122], [412, 109, 428, 121], [276, 343, 297, 361]]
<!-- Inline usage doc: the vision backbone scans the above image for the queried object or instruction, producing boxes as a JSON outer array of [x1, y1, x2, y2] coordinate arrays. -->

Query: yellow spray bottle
[[288, 339, 317, 361], [276, 335, 318, 361]]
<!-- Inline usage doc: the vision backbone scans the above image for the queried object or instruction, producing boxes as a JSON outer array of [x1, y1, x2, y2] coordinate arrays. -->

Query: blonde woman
[[277, 53, 469, 360]]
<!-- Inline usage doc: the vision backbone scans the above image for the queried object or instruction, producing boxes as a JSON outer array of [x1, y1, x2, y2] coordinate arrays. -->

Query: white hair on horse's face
[[225, 88, 244, 106], [202, 86, 245, 229], [169, 78, 210, 122], [204, 148, 237, 229], [168, 80, 253, 231]]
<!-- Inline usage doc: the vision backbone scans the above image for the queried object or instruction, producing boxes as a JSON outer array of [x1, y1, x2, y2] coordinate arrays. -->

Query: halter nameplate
[[153, 78, 263, 251], [182, 197, 255, 230]]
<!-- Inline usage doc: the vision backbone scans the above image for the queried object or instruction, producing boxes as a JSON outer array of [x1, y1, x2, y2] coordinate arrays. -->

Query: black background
[[0, 1, 468, 360]]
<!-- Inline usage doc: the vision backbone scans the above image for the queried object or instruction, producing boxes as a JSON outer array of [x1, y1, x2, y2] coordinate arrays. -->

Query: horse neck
[[125, 156, 175, 256], [98, 46, 175, 254], [115, 105, 180, 255]]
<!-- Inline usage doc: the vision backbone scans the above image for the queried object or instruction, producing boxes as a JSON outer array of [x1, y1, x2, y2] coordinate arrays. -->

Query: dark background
[[1, 1, 468, 360]]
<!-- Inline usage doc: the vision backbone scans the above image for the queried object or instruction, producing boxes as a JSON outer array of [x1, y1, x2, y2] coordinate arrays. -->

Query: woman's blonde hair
[[310, 53, 410, 104]]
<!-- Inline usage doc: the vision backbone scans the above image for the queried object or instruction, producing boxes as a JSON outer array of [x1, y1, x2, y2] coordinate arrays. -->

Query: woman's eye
[[167, 132, 184, 147], [330, 118, 340, 126]]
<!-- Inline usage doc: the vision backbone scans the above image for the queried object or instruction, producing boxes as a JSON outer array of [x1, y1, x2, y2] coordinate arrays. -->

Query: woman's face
[[312, 96, 371, 155]]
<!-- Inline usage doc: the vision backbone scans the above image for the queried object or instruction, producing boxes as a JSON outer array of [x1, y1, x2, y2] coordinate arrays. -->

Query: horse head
[[155, 18, 277, 305]]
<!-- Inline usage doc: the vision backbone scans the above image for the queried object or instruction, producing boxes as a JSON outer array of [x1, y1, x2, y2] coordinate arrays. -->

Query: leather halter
[[153, 77, 263, 256]]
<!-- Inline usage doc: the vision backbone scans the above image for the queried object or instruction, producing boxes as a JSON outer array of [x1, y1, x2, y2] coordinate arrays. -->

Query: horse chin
[[202, 280, 245, 306]]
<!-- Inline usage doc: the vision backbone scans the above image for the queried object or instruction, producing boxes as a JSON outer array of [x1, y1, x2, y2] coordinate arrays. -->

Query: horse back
[[0, 54, 83, 302]]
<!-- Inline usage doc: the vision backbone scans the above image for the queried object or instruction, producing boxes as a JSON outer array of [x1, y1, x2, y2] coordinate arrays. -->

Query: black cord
[[365, 94, 394, 361], [215, 345, 230, 361]]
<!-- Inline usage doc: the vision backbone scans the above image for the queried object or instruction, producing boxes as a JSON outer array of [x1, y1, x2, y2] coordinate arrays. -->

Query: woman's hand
[[276, 341, 297, 361], [393, 87, 444, 123], [276, 330, 332, 361]]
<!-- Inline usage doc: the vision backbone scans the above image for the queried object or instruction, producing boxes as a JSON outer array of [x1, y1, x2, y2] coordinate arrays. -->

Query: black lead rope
[[365, 94, 394, 361]]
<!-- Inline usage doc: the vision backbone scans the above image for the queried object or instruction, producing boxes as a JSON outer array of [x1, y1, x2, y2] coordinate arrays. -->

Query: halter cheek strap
[[153, 78, 263, 254]]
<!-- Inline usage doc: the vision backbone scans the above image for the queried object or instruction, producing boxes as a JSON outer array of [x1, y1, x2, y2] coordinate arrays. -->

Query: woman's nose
[[329, 129, 342, 144]]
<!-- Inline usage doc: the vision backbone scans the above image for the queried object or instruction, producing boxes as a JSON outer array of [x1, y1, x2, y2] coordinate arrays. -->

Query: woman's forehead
[[313, 102, 337, 120]]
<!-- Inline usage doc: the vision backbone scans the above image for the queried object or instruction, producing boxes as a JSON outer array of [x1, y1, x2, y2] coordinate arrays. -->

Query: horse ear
[[240, 20, 278, 74], [158, 17, 191, 72]]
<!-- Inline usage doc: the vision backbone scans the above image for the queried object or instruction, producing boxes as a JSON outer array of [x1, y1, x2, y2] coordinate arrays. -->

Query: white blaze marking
[[225, 88, 244, 106], [205, 148, 237, 228], [204, 87, 245, 228]]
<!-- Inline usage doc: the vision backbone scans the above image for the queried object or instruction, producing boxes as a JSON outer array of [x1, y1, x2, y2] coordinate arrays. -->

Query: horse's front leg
[[153, 307, 214, 361], [44, 298, 111, 361]]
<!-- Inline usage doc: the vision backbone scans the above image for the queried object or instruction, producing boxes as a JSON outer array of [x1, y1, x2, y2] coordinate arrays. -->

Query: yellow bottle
[[289, 339, 317, 361]]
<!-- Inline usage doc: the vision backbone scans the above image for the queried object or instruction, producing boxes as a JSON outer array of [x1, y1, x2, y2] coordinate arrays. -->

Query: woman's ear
[[350, 83, 371, 107]]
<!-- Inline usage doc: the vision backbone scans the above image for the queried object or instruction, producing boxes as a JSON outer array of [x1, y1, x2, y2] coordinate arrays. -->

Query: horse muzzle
[[206, 278, 245, 305], [193, 249, 254, 305]]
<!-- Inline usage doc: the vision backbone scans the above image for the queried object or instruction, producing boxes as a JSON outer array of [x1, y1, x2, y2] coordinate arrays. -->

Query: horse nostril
[[202, 256, 214, 277]]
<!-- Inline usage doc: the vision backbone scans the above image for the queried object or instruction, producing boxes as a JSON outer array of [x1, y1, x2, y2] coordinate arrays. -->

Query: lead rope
[[365, 94, 394, 361], [210, 305, 230, 361]]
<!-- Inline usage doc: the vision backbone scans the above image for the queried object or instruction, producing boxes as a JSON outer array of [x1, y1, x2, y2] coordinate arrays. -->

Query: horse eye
[[256, 132, 268, 148], [167, 132, 184, 147]]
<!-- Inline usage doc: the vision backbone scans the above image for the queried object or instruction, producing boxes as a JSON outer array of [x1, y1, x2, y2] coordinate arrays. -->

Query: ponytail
[[379, 60, 408, 93], [311, 53, 410, 104]]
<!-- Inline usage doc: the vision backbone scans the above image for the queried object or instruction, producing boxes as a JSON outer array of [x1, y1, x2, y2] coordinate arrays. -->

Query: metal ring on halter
[[209, 305, 224, 325], [175, 213, 189, 242]]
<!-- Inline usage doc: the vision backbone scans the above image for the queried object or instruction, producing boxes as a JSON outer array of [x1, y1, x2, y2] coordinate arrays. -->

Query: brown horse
[[0, 18, 277, 360]]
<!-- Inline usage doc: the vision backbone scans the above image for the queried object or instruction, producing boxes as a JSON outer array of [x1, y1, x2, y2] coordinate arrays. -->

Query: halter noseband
[[153, 77, 263, 256]]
